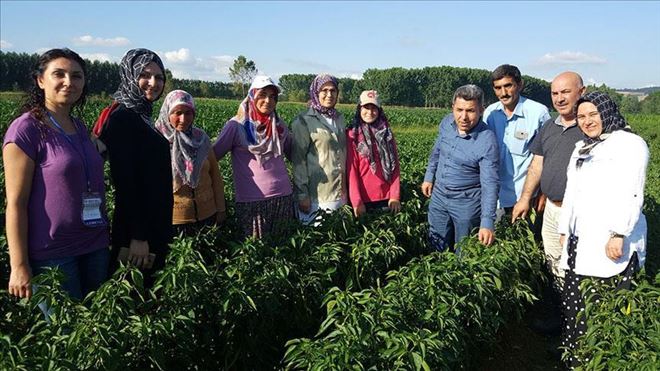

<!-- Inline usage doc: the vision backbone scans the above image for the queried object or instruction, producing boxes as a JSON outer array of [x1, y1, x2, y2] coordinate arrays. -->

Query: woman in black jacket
[[99, 48, 173, 286]]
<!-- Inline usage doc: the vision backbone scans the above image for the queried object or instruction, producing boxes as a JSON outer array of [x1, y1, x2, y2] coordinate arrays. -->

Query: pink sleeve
[[346, 132, 363, 209], [388, 137, 401, 201]]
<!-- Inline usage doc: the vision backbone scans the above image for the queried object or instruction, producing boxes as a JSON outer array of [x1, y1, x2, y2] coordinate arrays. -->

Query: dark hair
[[20, 48, 88, 122], [452, 84, 484, 107], [491, 64, 522, 85], [351, 102, 384, 128]]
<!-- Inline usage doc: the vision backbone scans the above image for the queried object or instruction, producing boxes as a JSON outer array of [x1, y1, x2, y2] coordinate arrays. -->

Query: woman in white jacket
[[558, 91, 648, 368]]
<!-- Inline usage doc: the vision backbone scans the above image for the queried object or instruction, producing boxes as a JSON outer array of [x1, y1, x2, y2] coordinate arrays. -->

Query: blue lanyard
[[46, 112, 92, 192]]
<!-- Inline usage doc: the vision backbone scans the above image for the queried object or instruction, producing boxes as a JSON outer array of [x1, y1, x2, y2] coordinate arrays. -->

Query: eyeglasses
[[319, 88, 337, 96]]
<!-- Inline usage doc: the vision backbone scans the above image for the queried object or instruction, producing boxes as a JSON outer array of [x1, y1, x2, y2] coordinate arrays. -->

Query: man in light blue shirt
[[483, 64, 551, 211]]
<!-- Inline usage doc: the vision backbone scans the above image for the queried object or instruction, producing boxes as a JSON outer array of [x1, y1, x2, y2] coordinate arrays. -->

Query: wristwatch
[[609, 231, 625, 239]]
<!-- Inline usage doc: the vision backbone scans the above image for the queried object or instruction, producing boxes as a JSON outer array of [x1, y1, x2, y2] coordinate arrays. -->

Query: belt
[[550, 199, 562, 207]]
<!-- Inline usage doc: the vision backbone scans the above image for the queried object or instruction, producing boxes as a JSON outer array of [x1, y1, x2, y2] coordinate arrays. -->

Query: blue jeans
[[428, 188, 481, 253], [30, 247, 110, 301]]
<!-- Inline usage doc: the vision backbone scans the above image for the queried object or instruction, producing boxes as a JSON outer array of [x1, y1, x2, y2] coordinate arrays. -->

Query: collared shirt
[[483, 96, 551, 207], [529, 116, 584, 202], [557, 131, 648, 277], [292, 108, 347, 204], [424, 113, 499, 229]]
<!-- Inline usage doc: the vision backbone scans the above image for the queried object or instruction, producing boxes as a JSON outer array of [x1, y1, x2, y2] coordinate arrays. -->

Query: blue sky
[[1, 1, 659, 89]]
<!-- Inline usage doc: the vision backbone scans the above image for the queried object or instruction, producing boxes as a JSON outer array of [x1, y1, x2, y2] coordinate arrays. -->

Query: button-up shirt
[[558, 131, 648, 278], [424, 113, 499, 229], [483, 96, 550, 207]]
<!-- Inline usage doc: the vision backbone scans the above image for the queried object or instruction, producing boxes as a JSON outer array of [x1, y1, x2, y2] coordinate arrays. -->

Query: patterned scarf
[[233, 88, 284, 165], [350, 105, 397, 182], [309, 74, 339, 119], [575, 92, 631, 166], [155, 90, 211, 191], [113, 48, 166, 127]]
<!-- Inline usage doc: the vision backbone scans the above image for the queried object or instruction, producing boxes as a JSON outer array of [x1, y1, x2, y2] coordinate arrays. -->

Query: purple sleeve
[[213, 120, 239, 159], [281, 123, 292, 161], [3, 115, 40, 161]]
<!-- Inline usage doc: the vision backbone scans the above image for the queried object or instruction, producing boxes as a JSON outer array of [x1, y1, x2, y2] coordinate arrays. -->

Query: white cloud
[[586, 77, 600, 86], [0, 40, 13, 49], [160, 49, 235, 81], [536, 51, 606, 65], [164, 48, 192, 64], [80, 53, 113, 63], [73, 35, 130, 47]]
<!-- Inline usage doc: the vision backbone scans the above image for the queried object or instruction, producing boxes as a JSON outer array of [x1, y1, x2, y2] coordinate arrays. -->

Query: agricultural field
[[0, 95, 658, 370]]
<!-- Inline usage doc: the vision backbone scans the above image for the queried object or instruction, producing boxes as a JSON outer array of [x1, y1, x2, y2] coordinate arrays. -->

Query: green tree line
[[2, 51, 659, 113]]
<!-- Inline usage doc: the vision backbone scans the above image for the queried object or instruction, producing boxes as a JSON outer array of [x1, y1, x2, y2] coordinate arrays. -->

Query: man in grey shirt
[[511, 71, 585, 332], [513, 71, 585, 287]]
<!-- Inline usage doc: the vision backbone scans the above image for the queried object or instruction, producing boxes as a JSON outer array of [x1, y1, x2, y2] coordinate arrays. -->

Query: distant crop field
[[0, 96, 658, 369]]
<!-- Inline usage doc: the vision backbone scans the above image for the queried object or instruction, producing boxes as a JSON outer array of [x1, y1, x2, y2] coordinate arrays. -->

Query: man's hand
[[478, 228, 495, 246], [511, 198, 530, 223], [534, 194, 547, 214], [605, 236, 624, 261], [421, 182, 433, 198]]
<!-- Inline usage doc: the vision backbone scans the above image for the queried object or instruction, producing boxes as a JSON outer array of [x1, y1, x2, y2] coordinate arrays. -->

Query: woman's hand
[[8, 263, 32, 299], [298, 197, 311, 213], [216, 211, 227, 225], [353, 204, 366, 218], [128, 239, 150, 269], [388, 199, 401, 213], [559, 234, 566, 248], [605, 236, 624, 261]]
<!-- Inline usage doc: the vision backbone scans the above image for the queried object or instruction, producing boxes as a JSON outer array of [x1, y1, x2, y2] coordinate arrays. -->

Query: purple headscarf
[[309, 73, 339, 118]]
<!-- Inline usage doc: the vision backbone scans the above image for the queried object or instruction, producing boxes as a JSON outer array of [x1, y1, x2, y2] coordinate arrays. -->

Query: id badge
[[81, 192, 107, 227]]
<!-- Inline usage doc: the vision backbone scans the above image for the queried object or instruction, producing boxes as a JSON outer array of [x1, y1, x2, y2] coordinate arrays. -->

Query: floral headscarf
[[350, 103, 397, 182], [233, 86, 284, 165], [575, 91, 631, 158], [309, 73, 339, 118], [113, 48, 166, 126], [155, 90, 210, 191]]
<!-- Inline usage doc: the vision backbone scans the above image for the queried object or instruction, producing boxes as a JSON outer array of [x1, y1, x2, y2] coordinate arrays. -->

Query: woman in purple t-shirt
[[3, 49, 110, 301], [213, 75, 295, 239]]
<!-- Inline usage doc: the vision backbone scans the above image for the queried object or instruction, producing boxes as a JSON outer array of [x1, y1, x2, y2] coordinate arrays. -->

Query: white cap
[[249, 75, 281, 94]]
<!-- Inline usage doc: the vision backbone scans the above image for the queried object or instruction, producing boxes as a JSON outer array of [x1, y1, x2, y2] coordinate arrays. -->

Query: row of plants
[[283, 221, 545, 370], [570, 273, 660, 370], [0, 197, 432, 369]]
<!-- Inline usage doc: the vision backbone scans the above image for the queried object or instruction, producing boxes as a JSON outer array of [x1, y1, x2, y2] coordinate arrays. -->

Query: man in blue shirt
[[483, 65, 551, 215], [422, 85, 499, 252]]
